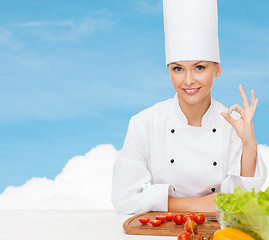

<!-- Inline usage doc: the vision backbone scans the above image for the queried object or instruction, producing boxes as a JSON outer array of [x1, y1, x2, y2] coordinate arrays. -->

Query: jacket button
[[170, 159, 174, 163], [212, 128, 216, 133], [213, 161, 217, 166], [211, 188, 216, 192], [171, 129, 175, 133]]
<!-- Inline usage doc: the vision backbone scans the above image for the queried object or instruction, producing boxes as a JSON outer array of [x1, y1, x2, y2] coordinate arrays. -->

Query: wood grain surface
[[123, 211, 220, 237]]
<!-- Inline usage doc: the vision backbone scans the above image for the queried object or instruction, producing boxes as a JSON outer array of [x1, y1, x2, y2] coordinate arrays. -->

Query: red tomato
[[191, 232, 204, 240], [164, 212, 174, 221], [174, 214, 184, 225], [178, 232, 191, 240], [150, 220, 161, 226], [155, 215, 166, 223], [188, 212, 195, 219], [183, 215, 193, 224], [139, 217, 150, 224], [194, 214, 205, 224], [184, 219, 197, 234]]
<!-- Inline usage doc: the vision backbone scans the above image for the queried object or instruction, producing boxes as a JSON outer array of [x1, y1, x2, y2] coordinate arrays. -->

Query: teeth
[[185, 88, 199, 93]]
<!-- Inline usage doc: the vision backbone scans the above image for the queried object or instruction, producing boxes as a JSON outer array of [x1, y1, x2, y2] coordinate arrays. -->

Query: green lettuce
[[214, 186, 269, 240]]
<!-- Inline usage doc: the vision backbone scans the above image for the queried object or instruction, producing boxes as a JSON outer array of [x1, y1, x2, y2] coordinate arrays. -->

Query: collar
[[173, 92, 214, 127]]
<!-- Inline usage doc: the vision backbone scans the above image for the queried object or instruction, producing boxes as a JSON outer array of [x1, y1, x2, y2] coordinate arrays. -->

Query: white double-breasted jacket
[[111, 93, 267, 214]]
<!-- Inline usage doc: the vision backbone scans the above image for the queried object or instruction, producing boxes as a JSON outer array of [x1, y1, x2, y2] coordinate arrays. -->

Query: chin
[[178, 96, 200, 105], [183, 98, 202, 105]]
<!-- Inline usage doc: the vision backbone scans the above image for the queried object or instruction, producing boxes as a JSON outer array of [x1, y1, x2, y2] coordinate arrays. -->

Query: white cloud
[[0, 144, 268, 209], [0, 144, 118, 209]]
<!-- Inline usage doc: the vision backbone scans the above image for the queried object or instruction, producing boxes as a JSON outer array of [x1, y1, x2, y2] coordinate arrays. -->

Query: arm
[[111, 116, 170, 214], [240, 139, 257, 177], [221, 84, 266, 192], [168, 193, 218, 212], [221, 125, 266, 193], [221, 85, 259, 178]]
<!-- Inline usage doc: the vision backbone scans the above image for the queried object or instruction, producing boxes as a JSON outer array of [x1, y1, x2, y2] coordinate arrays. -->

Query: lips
[[182, 87, 201, 95]]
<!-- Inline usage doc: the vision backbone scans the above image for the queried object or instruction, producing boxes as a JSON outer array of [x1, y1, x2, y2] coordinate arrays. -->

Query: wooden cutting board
[[123, 211, 220, 237]]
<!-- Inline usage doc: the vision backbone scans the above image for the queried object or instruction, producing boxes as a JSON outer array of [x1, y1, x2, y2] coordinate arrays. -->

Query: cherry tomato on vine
[[191, 232, 204, 240], [184, 219, 197, 234], [178, 232, 191, 240]]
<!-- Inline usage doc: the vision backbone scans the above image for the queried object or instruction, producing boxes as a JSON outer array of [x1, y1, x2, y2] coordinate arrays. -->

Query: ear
[[215, 63, 222, 78]]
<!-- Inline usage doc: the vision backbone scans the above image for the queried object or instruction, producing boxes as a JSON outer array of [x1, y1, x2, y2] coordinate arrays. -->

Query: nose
[[184, 71, 195, 86]]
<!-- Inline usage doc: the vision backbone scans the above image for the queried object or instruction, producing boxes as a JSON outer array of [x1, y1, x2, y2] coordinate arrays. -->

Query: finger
[[246, 98, 258, 121], [227, 104, 244, 115], [250, 89, 256, 106], [239, 84, 250, 108], [251, 98, 259, 116], [221, 112, 237, 127]]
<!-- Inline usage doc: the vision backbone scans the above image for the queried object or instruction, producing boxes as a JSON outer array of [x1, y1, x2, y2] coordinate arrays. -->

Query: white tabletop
[[0, 209, 175, 240]]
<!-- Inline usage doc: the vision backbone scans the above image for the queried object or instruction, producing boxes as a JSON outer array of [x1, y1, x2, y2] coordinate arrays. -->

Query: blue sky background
[[0, 0, 268, 192]]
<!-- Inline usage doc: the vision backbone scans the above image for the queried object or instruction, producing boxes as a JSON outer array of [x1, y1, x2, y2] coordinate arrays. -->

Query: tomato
[[164, 212, 174, 221], [184, 219, 197, 234], [194, 214, 205, 224], [155, 215, 166, 223], [150, 220, 161, 226], [139, 217, 150, 224], [188, 212, 196, 219], [183, 215, 193, 224], [178, 232, 191, 240], [191, 232, 204, 240], [174, 214, 184, 225]]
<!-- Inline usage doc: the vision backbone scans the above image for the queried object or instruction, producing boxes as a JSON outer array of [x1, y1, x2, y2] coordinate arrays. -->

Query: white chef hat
[[163, 0, 220, 66]]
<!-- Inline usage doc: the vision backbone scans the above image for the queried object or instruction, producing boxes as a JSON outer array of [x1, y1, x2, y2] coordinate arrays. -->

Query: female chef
[[111, 0, 267, 214]]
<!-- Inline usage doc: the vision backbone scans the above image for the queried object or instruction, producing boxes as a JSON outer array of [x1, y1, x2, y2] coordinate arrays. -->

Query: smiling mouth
[[182, 87, 201, 95]]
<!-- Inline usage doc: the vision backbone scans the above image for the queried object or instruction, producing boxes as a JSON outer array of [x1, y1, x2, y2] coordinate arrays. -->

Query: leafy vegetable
[[214, 186, 269, 240]]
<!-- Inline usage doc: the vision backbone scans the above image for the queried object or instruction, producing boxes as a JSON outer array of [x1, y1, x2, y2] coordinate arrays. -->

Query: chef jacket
[[111, 93, 267, 214]]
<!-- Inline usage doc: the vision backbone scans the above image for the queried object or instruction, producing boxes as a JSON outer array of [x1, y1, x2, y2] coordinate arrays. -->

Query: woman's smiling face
[[168, 60, 222, 106]]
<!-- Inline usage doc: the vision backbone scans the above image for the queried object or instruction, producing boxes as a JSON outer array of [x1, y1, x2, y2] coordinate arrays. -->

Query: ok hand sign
[[221, 84, 258, 145]]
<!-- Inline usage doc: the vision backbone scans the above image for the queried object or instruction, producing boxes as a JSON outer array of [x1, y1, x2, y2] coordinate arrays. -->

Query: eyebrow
[[171, 61, 204, 66]]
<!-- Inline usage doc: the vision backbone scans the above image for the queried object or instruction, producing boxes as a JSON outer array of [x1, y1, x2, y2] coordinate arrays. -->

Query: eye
[[173, 66, 182, 72], [196, 65, 205, 71]]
